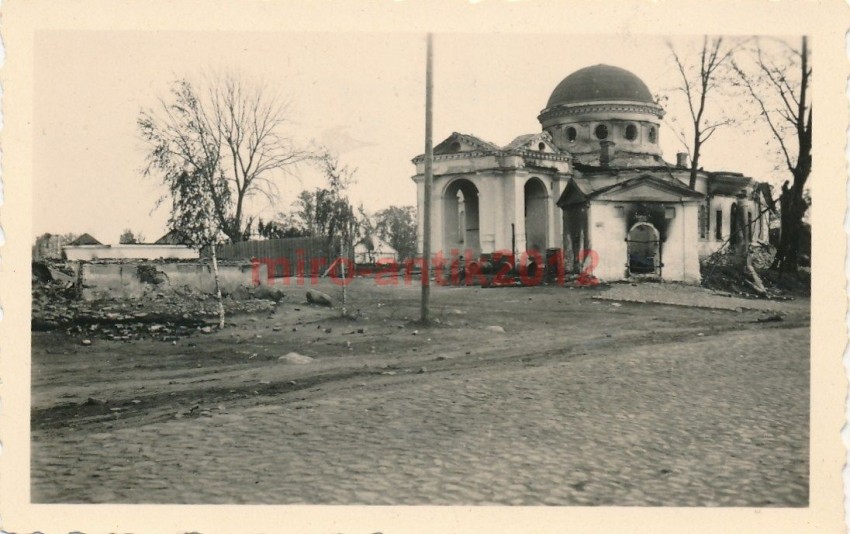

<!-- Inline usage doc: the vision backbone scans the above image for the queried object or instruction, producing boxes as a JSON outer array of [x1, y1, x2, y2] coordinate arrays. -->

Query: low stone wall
[[77, 261, 269, 300]]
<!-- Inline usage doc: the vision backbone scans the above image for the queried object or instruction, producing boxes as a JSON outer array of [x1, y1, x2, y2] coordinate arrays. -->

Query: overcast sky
[[34, 32, 787, 243]]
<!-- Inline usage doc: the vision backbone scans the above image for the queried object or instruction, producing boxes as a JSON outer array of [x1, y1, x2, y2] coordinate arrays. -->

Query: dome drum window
[[648, 127, 657, 144], [624, 124, 638, 141], [566, 127, 577, 142], [594, 124, 609, 140]]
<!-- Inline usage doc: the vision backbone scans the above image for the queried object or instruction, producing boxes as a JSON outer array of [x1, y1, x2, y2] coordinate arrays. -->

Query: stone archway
[[627, 222, 660, 276], [524, 178, 549, 253], [443, 179, 480, 257]]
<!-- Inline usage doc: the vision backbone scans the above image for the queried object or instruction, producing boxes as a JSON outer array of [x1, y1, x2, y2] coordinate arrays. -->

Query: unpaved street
[[31, 279, 809, 506]]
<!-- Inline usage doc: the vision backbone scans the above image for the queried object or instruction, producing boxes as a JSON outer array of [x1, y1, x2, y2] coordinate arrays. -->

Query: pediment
[[433, 132, 499, 156], [590, 175, 704, 203], [505, 132, 561, 154], [594, 184, 697, 202]]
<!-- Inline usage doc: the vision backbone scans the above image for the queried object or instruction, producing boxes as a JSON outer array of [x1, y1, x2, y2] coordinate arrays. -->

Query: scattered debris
[[278, 352, 314, 364], [306, 290, 334, 307], [32, 261, 277, 341], [485, 325, 505, 333]]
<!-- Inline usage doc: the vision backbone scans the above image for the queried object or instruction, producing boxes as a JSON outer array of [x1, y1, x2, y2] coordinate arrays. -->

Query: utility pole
[[420, 33, 434, 323]]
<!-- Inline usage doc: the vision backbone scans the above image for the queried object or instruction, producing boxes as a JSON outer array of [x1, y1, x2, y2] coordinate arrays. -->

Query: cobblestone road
[[32, 319, 808, 506]]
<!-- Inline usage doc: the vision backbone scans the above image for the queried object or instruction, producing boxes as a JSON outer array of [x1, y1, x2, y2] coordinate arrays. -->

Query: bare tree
[[732, 37, 811, 273], [668, 37, 737, 190], [138, 73, 311, 243], [139, 80, 231, 328]]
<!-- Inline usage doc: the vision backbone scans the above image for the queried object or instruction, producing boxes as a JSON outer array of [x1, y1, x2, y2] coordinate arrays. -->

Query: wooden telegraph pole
[[420, 33, 434, 323]]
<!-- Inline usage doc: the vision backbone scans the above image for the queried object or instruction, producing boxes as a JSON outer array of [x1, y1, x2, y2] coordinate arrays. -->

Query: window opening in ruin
[[748, 211, 754, 242], [698, 205, 708, 239], [627, 222, 661, 276], [538, 142, 546, 152], [566, 127, 577, 142], [715, 210, 723, 240], [729, 203, 739, 246], [648, 126, 657, 143], [625, 124, 638, 141], [594, 124, 609, 140]]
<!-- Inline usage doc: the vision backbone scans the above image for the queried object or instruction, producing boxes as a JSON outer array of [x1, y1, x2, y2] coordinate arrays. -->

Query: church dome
[[546, 65, 655, 107]]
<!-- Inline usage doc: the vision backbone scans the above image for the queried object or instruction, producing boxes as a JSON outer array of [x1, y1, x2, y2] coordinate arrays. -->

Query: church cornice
[[412, 148, 572, 165], [538, 101, 665, 123]]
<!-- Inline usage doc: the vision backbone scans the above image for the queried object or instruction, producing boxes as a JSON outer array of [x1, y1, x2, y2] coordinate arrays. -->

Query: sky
[[34, 32, 790, 244]]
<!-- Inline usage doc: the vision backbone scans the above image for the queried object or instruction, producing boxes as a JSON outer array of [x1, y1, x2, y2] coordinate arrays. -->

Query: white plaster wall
[[415, 178, 425, 255], [662, 203, 701, 283], [476, 178, 498, 254], [680, 203, 702, 282], [500, 171, 518, 254], [701, 195, 737, 256], [512, 174, 527, 256], [587, 204, 628, 281], [588, 202, 701, 283]]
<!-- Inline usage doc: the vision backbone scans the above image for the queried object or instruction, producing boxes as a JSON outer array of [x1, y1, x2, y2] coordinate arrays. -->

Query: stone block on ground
[[306, 290, 334, 307], [253, 285, 285, 302], [278, 352, 314, 364]]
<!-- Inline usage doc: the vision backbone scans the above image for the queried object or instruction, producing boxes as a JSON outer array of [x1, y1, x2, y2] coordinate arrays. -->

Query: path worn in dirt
[[31, 279, 810, 505]]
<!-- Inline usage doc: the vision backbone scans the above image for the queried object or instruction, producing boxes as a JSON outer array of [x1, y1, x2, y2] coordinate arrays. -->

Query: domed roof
[[546, 64, 655, 108]]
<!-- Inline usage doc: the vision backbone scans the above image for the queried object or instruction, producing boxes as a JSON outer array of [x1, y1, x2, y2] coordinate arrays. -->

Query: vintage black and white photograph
[[3, 2, 847, 532], [28, 30, 813, 506]]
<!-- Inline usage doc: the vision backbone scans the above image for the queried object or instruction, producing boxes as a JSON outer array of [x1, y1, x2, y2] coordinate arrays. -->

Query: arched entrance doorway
[[443, 179, 480, 257], [524, 178, 549, 254], [627, 222, 661, 276]]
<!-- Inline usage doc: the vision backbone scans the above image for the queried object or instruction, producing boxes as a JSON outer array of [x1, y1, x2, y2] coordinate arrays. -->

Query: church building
[[411, 64, 771, 283]]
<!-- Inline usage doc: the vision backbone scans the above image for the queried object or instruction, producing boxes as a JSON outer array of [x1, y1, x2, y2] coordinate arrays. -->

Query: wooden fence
[[215, 236, 352, 279]]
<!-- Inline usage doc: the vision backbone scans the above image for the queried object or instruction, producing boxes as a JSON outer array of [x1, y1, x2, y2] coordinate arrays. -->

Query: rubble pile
[[700, 243, 809, 298], [32, 261, 283, 342]]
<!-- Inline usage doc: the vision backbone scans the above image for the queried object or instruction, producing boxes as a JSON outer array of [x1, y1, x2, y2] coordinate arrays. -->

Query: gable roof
[[558, 174, 704, 207], [503, 131, 563, 155], [67, 233, 102, 246], [430, 132, 501, 157], [154, 229, 192, 245]]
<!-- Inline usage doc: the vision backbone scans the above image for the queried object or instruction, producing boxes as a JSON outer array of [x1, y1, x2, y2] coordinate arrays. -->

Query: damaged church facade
[[411, 65, 771, 283]]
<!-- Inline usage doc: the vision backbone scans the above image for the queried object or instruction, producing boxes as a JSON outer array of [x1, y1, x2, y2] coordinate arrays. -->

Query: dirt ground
[[31, 276, 810, 506]]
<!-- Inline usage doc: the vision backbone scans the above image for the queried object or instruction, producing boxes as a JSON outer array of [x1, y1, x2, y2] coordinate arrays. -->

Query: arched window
[[648, 126, 657, 143], [566, 127, 577, 142], [538, 142, 546, 152], [625, 124, 638, 141], [594, 124, 609, 140]]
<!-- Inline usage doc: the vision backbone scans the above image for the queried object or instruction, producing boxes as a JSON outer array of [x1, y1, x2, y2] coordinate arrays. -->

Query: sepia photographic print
[[2, 2, 847, 533]]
